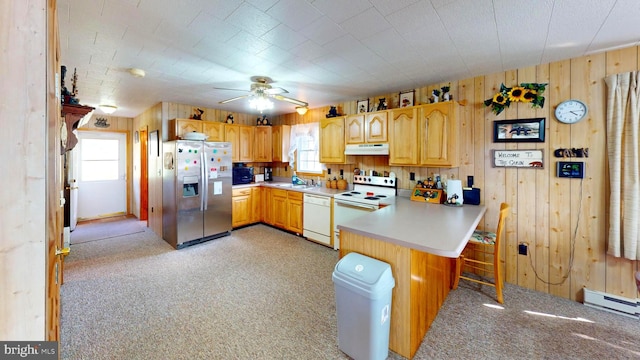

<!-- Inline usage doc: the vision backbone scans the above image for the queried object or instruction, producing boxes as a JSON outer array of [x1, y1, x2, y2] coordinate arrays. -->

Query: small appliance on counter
[[232, 165, 253, 185], [264, 166, 273, 181], [254, 174, 265, 183]]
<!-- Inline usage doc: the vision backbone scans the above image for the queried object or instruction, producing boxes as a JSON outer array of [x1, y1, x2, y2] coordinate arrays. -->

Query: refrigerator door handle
[[202, 150, 208, 211], [200, 150, 206, 211]]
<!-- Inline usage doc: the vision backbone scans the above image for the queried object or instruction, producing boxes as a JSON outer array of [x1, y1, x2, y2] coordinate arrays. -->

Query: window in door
[[80, 139, 120, 181]]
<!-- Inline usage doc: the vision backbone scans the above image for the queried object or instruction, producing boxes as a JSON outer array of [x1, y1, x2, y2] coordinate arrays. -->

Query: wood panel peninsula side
[[338, 198, 487, 359]]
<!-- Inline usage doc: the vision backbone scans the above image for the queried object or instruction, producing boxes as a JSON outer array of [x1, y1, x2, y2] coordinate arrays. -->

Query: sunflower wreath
[[484, 83, 547, 115]]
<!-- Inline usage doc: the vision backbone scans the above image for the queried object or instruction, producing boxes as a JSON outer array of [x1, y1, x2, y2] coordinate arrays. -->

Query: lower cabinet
[[232, 186, 303, 235]]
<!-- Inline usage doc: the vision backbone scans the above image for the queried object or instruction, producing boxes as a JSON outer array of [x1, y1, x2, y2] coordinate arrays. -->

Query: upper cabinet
[[254, 126, 272, 162], [389, 107, 419, 165], [389, 102, 459, 167], [365, 111, 388, 143], [238, 125, 254, 162], [169, 118, 224, 141], [345, 111, 388, 145], [224, 124, 241, 162], [320, 116, 347, 163], [418, 102, 458, 167], [272, 125, 290, 162]]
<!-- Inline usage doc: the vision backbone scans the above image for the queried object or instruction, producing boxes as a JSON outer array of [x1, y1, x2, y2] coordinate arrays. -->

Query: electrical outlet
[[410, 172, 415, 181], [518, 243, 528, 255]]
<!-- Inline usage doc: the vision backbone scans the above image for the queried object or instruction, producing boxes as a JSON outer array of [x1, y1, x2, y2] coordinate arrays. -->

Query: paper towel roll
[[447, 179, 463, 205]]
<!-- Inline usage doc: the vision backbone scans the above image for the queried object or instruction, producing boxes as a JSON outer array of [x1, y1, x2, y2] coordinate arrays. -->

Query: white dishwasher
[[303, 193, 332, 246]]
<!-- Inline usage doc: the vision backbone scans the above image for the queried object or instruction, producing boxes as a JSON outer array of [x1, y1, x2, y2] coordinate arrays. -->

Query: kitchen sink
[[271, 183, 317, 190]]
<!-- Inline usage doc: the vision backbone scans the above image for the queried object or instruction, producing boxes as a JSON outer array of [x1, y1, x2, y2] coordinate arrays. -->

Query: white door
[[77, 131, 127, 220]]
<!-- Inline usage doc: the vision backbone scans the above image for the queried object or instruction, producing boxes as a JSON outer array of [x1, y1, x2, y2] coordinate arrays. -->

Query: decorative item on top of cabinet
[[376, 98, 387, 111], [190, 108, 204, 120], [357, 99, 369, 114], [326, 106, 340, 118], [431, 89, 440, 103], [226, 114, 234, 124], [441, 85, 451, 101], [399, 90, 414, 108]]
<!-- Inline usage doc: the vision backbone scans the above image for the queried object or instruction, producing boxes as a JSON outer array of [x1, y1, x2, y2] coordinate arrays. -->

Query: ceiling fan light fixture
[[99, 104, 117, 114], [295, 106, 308, 115], [249, 96, 274, 113]]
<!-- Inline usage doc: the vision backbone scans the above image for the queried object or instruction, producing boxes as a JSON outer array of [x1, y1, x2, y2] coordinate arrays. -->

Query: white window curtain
[[288, 122, 319, 169], [605, 71, 640, 260]]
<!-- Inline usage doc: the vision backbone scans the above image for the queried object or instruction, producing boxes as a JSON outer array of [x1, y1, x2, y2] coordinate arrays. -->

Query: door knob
[[55, 247, 70, 256]]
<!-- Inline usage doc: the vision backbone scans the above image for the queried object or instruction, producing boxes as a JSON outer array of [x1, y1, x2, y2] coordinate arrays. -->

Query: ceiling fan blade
[[212, 86, 250, 92], [264, 87, 288, 95], [272, 94, 308, 107], [219, 95, 250, 104]]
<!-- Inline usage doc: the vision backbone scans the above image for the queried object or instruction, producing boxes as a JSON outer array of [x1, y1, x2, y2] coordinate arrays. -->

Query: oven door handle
[[334, 200, 378, 211]]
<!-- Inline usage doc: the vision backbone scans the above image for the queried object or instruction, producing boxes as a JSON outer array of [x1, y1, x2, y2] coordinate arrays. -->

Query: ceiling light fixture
[[128, 68, 146, 78], [249, 96, 274, 113], [295, 106, 308, 115], [99, 105, 117, 114]]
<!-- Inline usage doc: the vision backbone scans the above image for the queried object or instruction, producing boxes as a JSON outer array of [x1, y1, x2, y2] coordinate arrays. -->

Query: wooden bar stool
[[453, 203, 510, 303]]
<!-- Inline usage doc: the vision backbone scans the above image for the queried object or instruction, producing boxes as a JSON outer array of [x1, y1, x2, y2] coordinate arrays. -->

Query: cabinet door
[[287, 191, 303, 234], [232, 195, 250, 227], [389, 107, 419, 165], [262, 187, 273, 224], [319, 117, 346, 163], [345, 114, 365, 144], [419, 102, 457, 167], [272, 125, 290, 162], [224, 124, 240, 162], [239, 125, 254, 162], [170, 119, 203, 140], [254, 126, 272, 162], [365, 111, 388, 143], [271, 189, 288, 229], [251, 187, 261, 224], [202, 121, 224, 141]]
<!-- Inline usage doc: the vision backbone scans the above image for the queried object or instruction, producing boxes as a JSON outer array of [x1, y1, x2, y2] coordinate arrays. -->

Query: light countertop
[[337, 197, 486, 258], [233, 182, 343, 197]]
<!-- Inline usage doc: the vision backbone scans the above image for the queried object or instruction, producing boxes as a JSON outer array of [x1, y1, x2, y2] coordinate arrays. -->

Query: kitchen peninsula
[[338, 199, 487, 359]]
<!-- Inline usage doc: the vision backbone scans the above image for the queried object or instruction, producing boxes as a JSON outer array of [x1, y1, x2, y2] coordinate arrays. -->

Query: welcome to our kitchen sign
[[492, 149, 544, 168]]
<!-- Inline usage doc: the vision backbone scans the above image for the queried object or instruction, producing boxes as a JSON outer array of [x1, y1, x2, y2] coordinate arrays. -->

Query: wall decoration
[[399, 90, 414, 108], [493, 118, 545, 143], [484, 83, 547, 115], [357, 99, 369, 113], [94, 117, 110, 128], [553, 147, 589, 158], [492, 149, 544, 168]]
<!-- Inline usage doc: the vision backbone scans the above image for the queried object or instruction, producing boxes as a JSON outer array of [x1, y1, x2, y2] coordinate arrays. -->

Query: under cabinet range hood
[[344, 143, 389, 155]]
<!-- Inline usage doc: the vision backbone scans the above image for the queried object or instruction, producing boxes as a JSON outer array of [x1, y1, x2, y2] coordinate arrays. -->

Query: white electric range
[[333, 175, 397, 250]]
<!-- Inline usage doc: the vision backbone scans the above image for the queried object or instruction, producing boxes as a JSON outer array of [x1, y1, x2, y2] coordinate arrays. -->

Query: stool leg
[[494, 256, 503, 304]]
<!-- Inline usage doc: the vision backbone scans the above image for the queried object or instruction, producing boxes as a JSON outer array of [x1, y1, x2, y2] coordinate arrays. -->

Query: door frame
[[139, 127, 148, 221], [75, 128, 131, 219]]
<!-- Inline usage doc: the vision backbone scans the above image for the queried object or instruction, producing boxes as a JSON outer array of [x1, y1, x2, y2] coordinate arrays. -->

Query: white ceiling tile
[[226, 2, 280, 37], [261, 24, 308, 50], [226, 31, 272, 54], [299, 16, 346, 46], [369, 0, 421, 16], [266, 0, 323, 31], [288, 40, 332, 61], [188, 12, 241, 43], [310, 0, 373, 23], [385, 0, 438, 35], [340, 7, 392, 40], [587, 0, 640, 54]]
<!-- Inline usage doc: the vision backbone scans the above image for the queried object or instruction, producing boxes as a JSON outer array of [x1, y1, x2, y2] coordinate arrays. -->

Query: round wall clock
[[555, 100, 588, 124]]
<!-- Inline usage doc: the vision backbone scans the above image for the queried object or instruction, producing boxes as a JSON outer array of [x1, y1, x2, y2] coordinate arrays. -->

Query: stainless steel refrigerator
[[162, 140, 232, 249]]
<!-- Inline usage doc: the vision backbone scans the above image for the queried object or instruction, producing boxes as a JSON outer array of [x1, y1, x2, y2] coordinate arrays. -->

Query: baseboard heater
[[583, 288, 639, 319]]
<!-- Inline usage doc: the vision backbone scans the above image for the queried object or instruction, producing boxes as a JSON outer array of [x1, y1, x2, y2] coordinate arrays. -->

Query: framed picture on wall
[[357, 99, 369, 113], [493, 118, 545, 143], [399, 90, 414, 108]]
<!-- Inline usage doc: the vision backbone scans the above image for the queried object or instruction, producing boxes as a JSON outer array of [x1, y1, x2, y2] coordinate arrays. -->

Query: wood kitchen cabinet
[[254, 126, 272, 162], [232, 188, 252, 228], [287, 191, 303, 234], [272, 125, 290, 162], [202, 121, 224, 141], [320, 116, 348, 163], [168, 118, 225, 141], [271, 189, 288, 229], [346, 111, 388, 145], [261, 187, 273, 224], [250, 187, 261, 224], [418, 102, 459, 167], [389, 107, 419, 165], [224, 124, 253, 162]]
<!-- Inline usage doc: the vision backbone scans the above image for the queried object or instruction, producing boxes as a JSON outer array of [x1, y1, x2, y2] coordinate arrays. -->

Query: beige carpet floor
[[70, 216, 145, 244], [60, 222, 640, 359]]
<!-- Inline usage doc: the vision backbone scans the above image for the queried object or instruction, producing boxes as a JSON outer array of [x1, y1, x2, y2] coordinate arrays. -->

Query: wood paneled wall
[[1, 0, 49, 340], [272, 46, 640, 302]]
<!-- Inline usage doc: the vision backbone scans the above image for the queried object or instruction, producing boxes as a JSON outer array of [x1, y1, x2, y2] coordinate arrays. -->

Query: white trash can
[[332, 252, 395, 360]]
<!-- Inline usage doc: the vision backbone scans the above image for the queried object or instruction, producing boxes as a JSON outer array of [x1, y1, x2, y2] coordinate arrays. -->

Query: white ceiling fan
[[214, 76, 308, 110]]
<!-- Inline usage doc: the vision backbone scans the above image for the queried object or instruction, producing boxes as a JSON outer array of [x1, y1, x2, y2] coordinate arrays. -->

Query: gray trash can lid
[[332, 252, 395, 298]]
